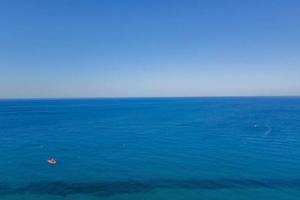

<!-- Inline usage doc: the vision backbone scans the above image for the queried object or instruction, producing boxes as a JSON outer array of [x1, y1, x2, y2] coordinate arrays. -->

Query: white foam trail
[[253, 123, 272, 136], [264, 125, 272, 136]]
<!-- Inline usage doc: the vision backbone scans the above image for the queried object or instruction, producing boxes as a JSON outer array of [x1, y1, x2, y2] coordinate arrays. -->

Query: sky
[[0, 0, 299, 98]]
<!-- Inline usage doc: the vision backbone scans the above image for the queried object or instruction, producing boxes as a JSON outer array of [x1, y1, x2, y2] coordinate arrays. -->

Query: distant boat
[[47, 158, 57, 165]]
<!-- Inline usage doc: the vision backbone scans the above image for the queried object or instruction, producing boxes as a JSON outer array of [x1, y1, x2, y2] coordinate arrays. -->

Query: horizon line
[[0, 95, 299, 101]]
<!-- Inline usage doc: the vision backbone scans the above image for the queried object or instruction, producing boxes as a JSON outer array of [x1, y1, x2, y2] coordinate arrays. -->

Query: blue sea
[[0, 97, 300, 200]]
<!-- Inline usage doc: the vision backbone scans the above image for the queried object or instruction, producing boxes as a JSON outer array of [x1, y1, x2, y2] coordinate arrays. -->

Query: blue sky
[[0, 0, 299, 98]]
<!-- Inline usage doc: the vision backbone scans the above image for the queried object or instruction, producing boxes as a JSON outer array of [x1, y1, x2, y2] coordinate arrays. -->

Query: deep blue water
[[0, 97, 300, 199]]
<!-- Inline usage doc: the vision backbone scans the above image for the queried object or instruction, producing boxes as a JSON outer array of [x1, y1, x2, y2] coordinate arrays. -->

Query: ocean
[[0, 97, 300, 199]]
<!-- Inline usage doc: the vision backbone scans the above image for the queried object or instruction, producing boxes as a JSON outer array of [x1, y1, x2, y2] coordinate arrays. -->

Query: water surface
[[0, 97, 300, 199]]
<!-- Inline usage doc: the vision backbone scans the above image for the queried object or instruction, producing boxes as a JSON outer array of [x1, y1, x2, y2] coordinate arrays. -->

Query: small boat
[[47, 158, 57, 165]]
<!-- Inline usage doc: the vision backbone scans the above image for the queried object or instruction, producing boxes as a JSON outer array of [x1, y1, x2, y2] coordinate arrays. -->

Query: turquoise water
[[0, 97, 300, 199]]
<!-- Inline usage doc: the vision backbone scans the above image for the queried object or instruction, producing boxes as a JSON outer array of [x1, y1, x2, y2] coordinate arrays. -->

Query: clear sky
[[0, 0, 299, 98]]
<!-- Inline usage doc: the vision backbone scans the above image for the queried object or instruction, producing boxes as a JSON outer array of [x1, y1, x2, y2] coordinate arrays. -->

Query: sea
[[0, 97, 300, 200]]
